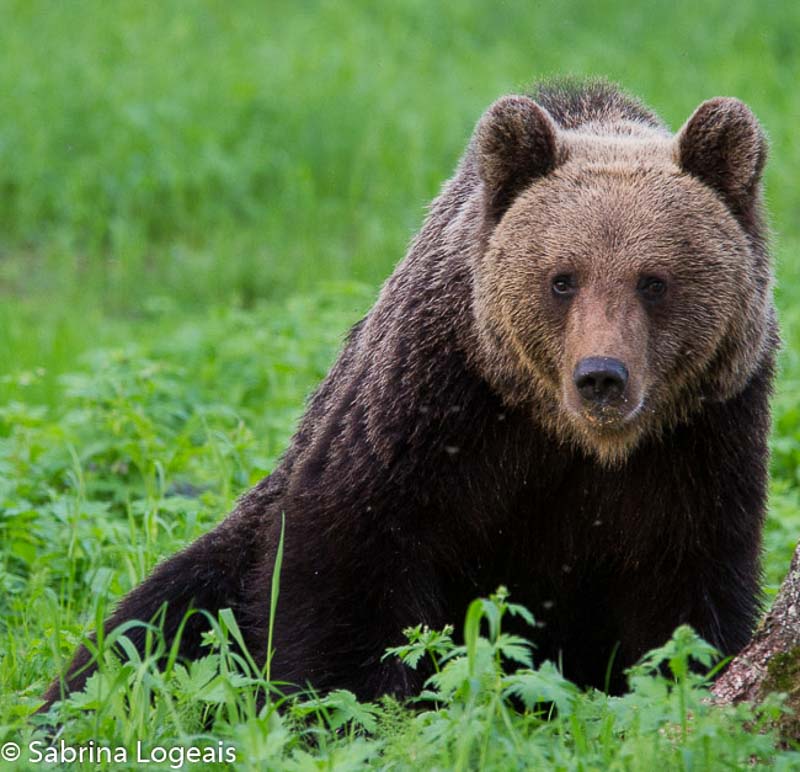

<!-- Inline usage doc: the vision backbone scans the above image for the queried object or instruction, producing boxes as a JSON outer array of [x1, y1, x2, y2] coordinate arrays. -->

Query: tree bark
[[713, 542, 800, 728]]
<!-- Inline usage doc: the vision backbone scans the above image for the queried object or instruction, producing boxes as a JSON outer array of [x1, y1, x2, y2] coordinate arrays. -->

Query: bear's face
[[471, 96, 771, 463]]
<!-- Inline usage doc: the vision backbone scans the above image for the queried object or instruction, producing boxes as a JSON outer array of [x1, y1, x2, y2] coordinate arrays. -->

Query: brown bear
[[43, 78, 777, 707]]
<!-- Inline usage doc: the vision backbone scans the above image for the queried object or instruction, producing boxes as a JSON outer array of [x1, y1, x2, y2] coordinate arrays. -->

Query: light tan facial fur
[[471, 93, 772, 464]]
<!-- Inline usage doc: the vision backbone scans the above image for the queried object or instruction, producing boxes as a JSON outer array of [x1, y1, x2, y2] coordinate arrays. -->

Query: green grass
[[2, 0, 800, 768]]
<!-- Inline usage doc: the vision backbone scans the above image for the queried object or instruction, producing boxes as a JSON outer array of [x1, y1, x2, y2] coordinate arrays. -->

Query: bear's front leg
[[607, 531, 763, 689], [611, 500, 761, 689], [605, 359, 772, 687]]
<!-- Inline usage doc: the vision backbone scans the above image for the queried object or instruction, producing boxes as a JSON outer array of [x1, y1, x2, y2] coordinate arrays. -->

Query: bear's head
[[471, 94, 773, 464]]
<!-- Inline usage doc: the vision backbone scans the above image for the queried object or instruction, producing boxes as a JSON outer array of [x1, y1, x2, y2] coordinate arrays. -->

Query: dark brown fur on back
[[530, 77, 664, 130], [43, 79, 777, 707]]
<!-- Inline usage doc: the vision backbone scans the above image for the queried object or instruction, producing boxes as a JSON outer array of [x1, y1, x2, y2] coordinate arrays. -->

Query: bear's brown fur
[[43, 79, 777, 707]]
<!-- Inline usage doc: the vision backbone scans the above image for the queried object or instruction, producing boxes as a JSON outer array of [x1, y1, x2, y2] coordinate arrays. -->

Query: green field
[[3, 1, 800, 768]]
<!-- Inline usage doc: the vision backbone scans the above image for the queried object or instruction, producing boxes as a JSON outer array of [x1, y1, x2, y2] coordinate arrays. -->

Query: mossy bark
[[713, 543, 800, 732]]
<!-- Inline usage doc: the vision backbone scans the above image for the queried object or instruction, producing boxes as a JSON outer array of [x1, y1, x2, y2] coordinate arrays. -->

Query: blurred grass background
[[1, 0, 798, 401]]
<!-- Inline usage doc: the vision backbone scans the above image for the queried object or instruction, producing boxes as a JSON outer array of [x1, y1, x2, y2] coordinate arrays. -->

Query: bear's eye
[[552, 274, 577, 297], [637, 276, 667, 301]]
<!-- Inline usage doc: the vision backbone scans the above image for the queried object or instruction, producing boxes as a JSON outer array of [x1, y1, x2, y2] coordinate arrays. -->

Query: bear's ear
[[476, 96, 560, 222], [676, 98, 767, 217]]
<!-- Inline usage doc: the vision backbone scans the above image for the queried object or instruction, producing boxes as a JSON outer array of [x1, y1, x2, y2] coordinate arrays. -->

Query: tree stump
[[713, 542, 800, 733]]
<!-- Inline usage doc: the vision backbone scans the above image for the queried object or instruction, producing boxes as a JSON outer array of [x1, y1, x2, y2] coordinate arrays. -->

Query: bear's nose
[[573, 357, 629, 404]]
